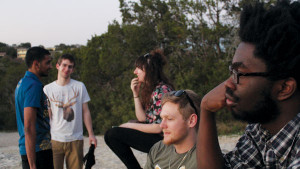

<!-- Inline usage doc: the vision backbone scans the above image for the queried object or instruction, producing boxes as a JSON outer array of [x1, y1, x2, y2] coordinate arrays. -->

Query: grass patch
[[217, 121, 247, 136]]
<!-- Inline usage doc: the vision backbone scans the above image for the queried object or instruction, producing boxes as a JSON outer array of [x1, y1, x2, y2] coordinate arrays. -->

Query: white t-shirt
[[43, 79, 90, 142]]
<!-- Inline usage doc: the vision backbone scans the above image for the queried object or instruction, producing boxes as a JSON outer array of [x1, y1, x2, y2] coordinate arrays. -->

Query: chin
[[163, 138, 174, 145]]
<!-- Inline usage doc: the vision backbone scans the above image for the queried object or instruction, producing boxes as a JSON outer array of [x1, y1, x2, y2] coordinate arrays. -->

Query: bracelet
[[134, 96, 139, 98]]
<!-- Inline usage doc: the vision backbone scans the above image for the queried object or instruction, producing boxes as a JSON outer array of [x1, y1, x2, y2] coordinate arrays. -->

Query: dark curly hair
[[239, 0, 300, 87], [135, 49, 175, 108]]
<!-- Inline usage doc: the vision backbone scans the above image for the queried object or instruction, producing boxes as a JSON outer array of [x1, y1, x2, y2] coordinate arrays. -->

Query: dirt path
[[0, 132, 240, 169]]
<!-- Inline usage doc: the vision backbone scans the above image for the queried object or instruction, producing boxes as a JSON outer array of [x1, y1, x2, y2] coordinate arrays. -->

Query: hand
[[201, 82, 227, 113], [89, 135, 97, 148], [131, 78, 141, 96]]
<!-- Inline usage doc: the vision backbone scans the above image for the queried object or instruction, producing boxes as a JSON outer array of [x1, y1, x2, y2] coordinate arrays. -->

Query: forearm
[[25, 127, 37, 168], [24, 107, 37, 169], [133, 97, 146, 122], [120, 123, 162, 134], [83, 110, 94, 136], [197, 109, 225, 169]]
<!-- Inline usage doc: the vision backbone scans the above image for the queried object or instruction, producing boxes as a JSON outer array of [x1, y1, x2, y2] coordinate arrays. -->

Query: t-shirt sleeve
[[81, 83, 91, 103], [24, 83, 42, 108], [43, 86, 49, 97]]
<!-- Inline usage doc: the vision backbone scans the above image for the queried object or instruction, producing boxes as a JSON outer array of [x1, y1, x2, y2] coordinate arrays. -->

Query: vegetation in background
[[1, 0, 277, 134]]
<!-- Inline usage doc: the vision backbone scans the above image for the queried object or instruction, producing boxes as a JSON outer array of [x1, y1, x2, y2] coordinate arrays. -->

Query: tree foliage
[[1, 0, 260, 134]]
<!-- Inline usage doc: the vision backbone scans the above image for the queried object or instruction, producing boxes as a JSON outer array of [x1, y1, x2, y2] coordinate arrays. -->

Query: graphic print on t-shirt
[[49, 87, 79, 122]]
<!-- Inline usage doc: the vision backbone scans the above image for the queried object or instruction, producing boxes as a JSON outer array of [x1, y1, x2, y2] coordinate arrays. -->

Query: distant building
[[0, 52, 6, 58], [17, 48, 28, 60]]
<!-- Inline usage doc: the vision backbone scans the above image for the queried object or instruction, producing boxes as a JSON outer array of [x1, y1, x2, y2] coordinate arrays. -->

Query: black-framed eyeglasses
[[229, 65, 269, 84], [170, 90, 198, 116]]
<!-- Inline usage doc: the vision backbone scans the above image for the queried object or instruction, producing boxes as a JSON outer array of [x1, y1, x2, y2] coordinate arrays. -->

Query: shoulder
[[154, 82, 173, 92], [23, 77, 43, 91], [70, 79, 86, 87], [150, 141, 172, 155], [44, 81, 56, 89]]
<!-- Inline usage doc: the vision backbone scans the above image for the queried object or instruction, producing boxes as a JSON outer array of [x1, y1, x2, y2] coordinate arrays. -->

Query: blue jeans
[[21, 149, 53, 169]]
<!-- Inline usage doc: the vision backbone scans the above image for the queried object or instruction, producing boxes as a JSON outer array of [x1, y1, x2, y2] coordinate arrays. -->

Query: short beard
[[163, 138, 173, 145], [231, 89, 280, 124]]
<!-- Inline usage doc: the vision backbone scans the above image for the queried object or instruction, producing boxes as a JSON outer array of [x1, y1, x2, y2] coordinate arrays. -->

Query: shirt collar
[[25, 71, 41, 83], [269, 113, 300, 164], [247, 113, 300, 165]]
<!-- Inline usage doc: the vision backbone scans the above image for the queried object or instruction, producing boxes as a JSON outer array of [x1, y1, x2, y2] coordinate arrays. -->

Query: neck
[[56, 76, 71, 86], [173, 130, 196, 154], [262, 96, 300, 135], [28, 69, 41, 80]]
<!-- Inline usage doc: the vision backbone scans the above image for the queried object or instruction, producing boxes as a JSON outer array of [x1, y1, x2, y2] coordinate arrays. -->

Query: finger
[[94, 139, 97, 148]]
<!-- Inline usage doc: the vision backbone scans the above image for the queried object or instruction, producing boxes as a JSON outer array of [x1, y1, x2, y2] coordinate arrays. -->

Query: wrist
[[134, 96, 139, 98]]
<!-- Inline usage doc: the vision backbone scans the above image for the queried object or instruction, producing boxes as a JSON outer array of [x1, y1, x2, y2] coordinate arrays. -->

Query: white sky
[[0, 0, 122, 48]]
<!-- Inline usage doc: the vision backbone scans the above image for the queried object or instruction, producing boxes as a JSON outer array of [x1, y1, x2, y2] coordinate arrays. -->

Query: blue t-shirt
[[15, 71, 51, 155]]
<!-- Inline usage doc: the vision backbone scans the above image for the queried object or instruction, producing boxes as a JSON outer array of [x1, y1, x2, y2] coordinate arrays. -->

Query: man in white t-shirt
[[44, 54, 97, 169]]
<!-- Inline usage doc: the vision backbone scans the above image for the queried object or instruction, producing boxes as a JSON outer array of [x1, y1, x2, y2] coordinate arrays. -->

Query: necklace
[[168, 145, 196, 169]]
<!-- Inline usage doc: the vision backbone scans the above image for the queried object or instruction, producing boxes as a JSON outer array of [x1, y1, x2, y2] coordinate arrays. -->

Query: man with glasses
[[197, 0, 300, 168], [144, 90, 201, 169]]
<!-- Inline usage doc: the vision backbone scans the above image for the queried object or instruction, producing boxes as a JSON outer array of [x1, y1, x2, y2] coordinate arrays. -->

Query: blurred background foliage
[[1, 0, 277, 135]]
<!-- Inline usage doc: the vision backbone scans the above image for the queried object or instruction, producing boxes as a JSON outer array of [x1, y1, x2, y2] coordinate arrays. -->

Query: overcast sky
[[0, 0, 123, 48]]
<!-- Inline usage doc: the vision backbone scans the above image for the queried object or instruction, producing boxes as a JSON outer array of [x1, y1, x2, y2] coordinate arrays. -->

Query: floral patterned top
[[145, 82, 173, 124]]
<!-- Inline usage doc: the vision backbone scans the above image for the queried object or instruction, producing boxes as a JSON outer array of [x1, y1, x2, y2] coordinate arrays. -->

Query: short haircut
[[239, 0, 300, 87], [162, 90, 201, 130], [25, 47, 50, 68], [57, 54, 76, 67]]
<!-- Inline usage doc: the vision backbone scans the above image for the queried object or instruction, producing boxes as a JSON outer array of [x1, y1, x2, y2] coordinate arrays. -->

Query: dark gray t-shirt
[[144, 141, 197, 169]]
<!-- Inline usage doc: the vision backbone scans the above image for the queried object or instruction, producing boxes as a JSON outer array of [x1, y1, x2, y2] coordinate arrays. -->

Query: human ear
[[188, 114, 198, 128], [33, 60, 40, 70], [56, 63, 60, 70], [274, 78, 297, 101]]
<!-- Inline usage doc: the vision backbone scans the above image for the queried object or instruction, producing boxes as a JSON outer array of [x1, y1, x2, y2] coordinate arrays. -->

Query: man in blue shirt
[[15, 47, 53, 169]]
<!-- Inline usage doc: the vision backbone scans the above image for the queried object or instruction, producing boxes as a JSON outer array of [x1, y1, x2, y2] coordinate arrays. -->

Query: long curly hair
[[239, 0, 300, 87], [135, 49, 174, 108]]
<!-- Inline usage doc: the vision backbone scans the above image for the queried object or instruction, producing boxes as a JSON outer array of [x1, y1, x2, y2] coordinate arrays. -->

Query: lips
[[163, 131, 171, 137], [225, 93, 238, 106]]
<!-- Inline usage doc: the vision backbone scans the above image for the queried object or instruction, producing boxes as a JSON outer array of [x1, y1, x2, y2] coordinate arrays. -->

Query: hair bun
[[150, 49, 167, 66]]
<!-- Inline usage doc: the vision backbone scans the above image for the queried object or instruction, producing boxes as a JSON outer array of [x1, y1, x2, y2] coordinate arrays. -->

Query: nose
[[160, 119, 167, 129], [133, 68, 138, 74], [224, 76, 236, 91]]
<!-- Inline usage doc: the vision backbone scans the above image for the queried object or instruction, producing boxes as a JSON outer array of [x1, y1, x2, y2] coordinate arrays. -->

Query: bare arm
[[24, 107, 37, 169], [119, 122, 162, 134], [83, 102, 97, 148], [131, 78, 146, 121], [197, 82, 227, 169]]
